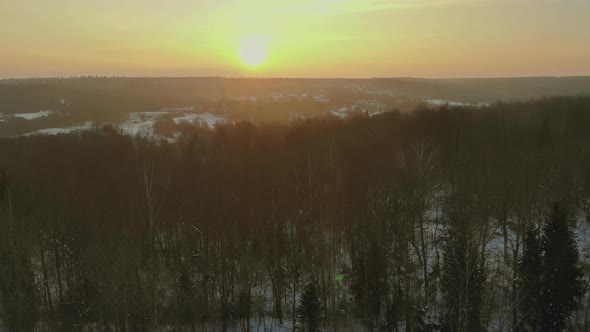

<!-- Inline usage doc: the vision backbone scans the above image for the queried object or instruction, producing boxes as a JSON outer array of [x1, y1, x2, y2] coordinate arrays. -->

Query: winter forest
[[1, 96, 590, 332]]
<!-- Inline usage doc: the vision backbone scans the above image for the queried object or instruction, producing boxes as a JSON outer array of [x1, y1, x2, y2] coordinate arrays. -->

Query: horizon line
[[2, 75, 590, 81]]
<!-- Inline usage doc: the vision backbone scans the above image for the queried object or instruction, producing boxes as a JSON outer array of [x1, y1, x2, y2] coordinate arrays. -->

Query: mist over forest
[[1, 77, 590, 330], [2, 77, 590, 138]]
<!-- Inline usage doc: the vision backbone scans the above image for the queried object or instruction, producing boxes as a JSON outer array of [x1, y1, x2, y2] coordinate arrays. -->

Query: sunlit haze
[[1, 0, 589, 78]]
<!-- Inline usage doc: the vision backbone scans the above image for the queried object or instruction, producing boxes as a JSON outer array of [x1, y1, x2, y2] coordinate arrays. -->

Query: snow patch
[[172, 114, 198, 125], [575, 215, 590, 254], [172, 113, 227, 128], [118, 112, 168, 137], [331, 107, 349, 118], [14, 110, 55, 120], [313, 94, 330, 103], [330, 100, 388, 119], [24, 122, 93, 136], [424, 99, 489, 107]]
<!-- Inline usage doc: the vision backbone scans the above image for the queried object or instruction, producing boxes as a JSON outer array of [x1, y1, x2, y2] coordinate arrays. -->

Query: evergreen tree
[[516, 229, 543, 332], [235, 289, 252, 331], [297, 280, 323, 332], [540, 203, 582, 331]]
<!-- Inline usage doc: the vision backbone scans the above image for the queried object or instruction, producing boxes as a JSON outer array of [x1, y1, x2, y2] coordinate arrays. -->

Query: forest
[[1, 96, 590, 331]]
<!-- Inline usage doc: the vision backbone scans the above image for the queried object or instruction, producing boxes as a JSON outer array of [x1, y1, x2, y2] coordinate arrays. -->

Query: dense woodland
[[1, 96, 590, 331]]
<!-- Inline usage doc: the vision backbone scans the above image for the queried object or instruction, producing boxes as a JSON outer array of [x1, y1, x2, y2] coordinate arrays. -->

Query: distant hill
[[1, 76, 589, 137]]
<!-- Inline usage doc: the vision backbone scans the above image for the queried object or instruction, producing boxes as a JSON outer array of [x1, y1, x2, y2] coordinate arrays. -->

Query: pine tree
[[297, 280, 323, 332], [516, 229, 543, 331], [540, 203, 582, 331]]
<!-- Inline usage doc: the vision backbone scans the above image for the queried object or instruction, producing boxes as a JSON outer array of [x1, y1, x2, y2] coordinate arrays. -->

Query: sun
[[239, 36, 269, 68]]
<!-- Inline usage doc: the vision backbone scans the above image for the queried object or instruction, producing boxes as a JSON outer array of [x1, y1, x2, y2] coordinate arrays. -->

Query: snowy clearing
[[24, 122, 94, 136], [173, 113, 226, 128], [14, 110, 55, 120], [424, 99, 489, 107]]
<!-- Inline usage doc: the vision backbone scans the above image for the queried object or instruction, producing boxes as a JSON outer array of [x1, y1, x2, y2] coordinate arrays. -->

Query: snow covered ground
[[330, 99, 389, 118], [424, 99, 489, 107], [13, 110, 55, 120], [331, 107, 350, 118], [115, 111, 227, 136], [24, 121, 94, 136], [173, 113, 226, 128], [13, 109, 229, 139], [117, 112, 169, 137]]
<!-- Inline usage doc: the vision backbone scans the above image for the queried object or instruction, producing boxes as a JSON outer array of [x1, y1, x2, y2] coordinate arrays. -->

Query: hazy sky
[[1, 0, 589, 78]]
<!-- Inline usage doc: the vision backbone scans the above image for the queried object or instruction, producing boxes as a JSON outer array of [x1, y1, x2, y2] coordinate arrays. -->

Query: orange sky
[[1, 0, 589, 78]]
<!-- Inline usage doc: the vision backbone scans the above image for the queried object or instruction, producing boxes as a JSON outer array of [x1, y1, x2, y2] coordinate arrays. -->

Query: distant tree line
[[0, 96, 590, 331]]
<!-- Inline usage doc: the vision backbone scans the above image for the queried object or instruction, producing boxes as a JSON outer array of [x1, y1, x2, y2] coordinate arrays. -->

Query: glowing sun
[[239, 36, 269, 68]]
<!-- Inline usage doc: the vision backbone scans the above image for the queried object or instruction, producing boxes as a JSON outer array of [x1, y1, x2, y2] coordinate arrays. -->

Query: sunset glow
[[239, 36, 270, 68], [1, 0, 589, 78]]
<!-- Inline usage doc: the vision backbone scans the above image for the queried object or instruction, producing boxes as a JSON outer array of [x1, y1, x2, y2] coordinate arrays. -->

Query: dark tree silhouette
[[297, 280, 323, 332], [540, 204, 582, 331], [517, 229, 543, 332]]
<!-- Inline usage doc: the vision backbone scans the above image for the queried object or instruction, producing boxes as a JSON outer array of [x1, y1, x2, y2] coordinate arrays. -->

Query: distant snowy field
[[115, 111, 227, 139], [3, 95, 493, 139], [15, 108, 228, 140], [330, 99, 389, 118], [14, 110, 55, 120], [0, 110, 56, 121], [117, 112, 170, 137], [24, 121, 94, 136], [172, 113, 226, 128], [424, 99, 489, 107]]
